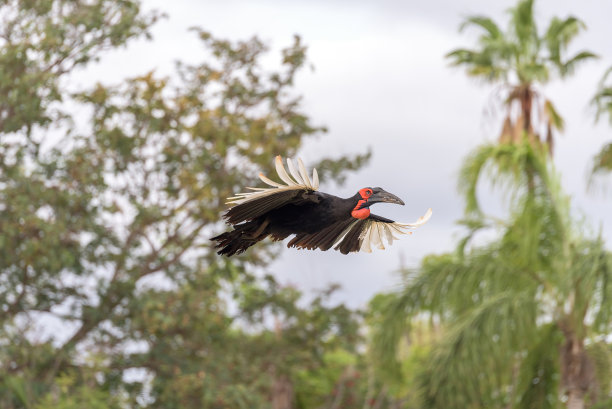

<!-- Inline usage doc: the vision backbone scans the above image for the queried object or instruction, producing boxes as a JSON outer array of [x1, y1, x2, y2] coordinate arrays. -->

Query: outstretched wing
[[223, 156, 320, 225], [286, 218, 355, 251], [333, 208, 433, 254], [285, 208, 432, 254]]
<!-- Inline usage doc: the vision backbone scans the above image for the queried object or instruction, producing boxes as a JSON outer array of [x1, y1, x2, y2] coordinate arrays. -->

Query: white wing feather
[[370, 222, 384, 250], [351, 208, 432, 253], [285, 158, 301, 185], [361, 228, 372, 253], [297, 158, 313, 189], [275, 156, 298, 186], [312, 168, 319, 190], [227, 156, 318, 205]]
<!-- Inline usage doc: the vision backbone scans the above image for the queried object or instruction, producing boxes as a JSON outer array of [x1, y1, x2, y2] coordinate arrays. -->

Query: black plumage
[[211, 156, 431, 256]]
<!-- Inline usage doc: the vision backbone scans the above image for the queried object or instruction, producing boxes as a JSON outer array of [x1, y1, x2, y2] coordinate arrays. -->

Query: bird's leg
[[245, 218, 269, 239]]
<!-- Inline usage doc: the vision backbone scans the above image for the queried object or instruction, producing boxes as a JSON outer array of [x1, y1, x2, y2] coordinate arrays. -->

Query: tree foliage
[[447, 0, 596, 155], [373, 4, 611, 404], [590, 67, 612, 179], [4, 1, 612, 409], [0, 1, 374, 408], [374, 140, 612, 409]]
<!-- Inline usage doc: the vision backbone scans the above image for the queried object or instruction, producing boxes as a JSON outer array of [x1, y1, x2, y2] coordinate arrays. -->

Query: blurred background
[[1, 0, 611, 408]]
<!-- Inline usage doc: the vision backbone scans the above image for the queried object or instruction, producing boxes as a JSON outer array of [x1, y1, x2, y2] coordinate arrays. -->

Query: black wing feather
[[335, 219, 367, 254], [224, 189, 312, 225], [288, 218, 355, 251], [368, 213, 395, 224], [332, 214, 394, 254]]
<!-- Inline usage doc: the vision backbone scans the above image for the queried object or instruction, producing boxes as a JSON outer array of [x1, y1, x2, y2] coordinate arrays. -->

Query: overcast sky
[[76, 0, 612, 308]]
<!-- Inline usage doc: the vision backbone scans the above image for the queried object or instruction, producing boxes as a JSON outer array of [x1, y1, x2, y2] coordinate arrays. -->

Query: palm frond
[[459, 16, 503, 40], [458, 141, 573, 279], [586, 340, 612, 403], [458, 144, 497, 215], [369, 291, 413, 378], [520, 62, 549, 82], [545, 16, 586, 65], [501, 191, 570, 280], [509, 0, 538, 50], [447, 14, 512, 83], [586, 242, 612, 333], [590, 143, 612, 176], [563, 238, 606, 309], [371, 240, 542, 376], [592, 88, 612, 124], [589, 68, 612, 183], [446, 48, 508, 82], [544, 99, 565, 132], [559, 50, 598, 77], [419, 291, 538, 409], [592, 66, 612, 125], [458, 142, 550, 215], [516, 324, 563, 409]]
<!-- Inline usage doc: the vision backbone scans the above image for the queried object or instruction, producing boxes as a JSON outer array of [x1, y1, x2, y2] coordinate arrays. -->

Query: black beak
[[368, 189, 405, 206]]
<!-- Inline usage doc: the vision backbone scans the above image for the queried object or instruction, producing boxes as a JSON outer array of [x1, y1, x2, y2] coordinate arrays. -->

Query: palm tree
[[447, 0, 597, 155], [369, 3, 609, 409], [590, 67, 612, 178], [373, 142, 612, 409]]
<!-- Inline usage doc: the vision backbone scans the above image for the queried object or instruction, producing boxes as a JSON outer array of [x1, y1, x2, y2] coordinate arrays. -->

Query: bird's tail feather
[[211, 221, 265, 257]]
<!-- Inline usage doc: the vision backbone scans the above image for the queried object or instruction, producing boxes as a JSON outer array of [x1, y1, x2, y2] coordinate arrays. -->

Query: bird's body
[[264, 191, 354, 234], [212, 156, 431, 256]]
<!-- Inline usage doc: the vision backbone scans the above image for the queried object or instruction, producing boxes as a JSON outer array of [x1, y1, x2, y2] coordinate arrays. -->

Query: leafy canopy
[[0, 1, 373, 408], [372, 142, 612, 409], [447, 0, 596, 154]]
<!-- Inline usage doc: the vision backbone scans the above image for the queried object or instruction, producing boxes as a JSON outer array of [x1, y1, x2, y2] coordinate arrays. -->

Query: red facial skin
[[351, 188, 373, 219]]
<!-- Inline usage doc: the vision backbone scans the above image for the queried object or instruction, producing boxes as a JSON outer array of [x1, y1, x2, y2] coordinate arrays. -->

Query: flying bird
[[212, 156, 431, 256]]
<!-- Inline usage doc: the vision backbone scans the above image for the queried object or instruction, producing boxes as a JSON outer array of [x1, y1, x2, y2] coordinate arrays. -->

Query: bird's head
[[351, 187, 405, 219]]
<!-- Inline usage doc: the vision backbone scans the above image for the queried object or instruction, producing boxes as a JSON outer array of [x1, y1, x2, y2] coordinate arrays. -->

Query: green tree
[[374, 142, 612, 409], [447, 0, 596, 155], [365, 293, 435, 408], [590, 67, 612, 177], [373, 4, 609, 406], [110, 273, 362, 409], [0, 1, 371, 408]]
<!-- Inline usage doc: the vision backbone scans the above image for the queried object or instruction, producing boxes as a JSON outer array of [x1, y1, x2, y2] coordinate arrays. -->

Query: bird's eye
[[365, 189, 372, 197]]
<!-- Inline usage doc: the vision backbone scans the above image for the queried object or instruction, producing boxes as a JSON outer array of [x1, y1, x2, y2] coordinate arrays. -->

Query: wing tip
[[420, 208, 433, 224]]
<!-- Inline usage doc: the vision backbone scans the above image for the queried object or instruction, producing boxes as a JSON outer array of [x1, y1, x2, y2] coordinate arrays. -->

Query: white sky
[[74, 0, 612, 308]]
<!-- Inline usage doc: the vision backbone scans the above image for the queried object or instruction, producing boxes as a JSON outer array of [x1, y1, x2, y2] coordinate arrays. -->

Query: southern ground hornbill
[[212, 156, 432, 256]]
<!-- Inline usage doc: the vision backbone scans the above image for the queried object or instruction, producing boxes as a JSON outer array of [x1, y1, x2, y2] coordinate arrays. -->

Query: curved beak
[[369, 189, 405, 205]]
